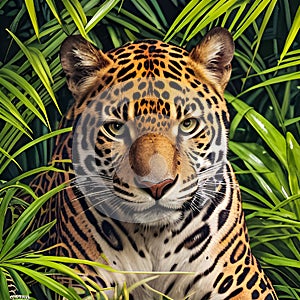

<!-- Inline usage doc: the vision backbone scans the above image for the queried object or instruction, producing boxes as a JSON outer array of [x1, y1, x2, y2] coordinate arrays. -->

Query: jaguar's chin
[[128, 206, 183, 226]]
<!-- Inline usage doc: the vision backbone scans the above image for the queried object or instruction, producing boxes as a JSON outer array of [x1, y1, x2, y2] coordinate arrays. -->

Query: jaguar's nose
[[140, 177, 176, 200]]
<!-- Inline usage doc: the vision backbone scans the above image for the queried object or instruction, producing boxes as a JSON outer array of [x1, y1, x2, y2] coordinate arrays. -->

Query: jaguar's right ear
[[60, 35, 112, 100]]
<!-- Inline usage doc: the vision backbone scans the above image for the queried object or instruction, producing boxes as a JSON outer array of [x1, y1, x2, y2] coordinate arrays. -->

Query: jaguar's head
[[60, 28, 234, 225]]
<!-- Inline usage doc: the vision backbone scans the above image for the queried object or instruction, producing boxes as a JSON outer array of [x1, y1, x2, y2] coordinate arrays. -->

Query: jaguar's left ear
[[60, 35, 113, 101], [190, 27, 234, 91]]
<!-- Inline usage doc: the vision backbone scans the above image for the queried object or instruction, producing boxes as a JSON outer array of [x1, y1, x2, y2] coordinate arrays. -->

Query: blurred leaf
[[284, 116, 300, 127], [247, 0, 277, 74], [106, 12, 140, 33]]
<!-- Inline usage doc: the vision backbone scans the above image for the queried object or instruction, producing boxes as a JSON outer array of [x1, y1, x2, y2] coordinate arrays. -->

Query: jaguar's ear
[[190, 27, 234, 91], [60, 35, 112, 100]]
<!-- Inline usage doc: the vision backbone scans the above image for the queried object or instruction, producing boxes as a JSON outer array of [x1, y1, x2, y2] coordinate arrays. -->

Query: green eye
[[179, 118, 199, 134], [104, 122, 125, 137]]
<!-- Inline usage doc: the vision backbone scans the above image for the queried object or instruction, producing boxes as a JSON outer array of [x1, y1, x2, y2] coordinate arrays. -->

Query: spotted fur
[[26, 28, 277, 299]]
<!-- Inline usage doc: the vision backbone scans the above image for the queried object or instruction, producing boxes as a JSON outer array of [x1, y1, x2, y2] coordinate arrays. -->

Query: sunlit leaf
[[286, 132, 300, 196], [45, 0, 62, 25], [85, 0, 122, 33], [4, 264, 81, 300], [24, 0, 39, 38], [226, 93, 287, 168], [279, 4, 300, 64]]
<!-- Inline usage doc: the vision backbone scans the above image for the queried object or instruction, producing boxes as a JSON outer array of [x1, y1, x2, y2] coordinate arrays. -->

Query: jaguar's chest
[[93, 213, 229, 300]]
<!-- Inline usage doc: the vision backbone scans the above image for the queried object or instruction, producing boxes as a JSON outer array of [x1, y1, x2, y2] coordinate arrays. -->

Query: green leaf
[[131, 0, 162, 30], [0, 75, 46, 126], [45, 0, 62, 25], [233, 0, 270, 40], [164, 0, 208, 42], [24, 0, 39, 38], [0, 183, 66, 259], [3, 221, 56, 261], [3, 165, 68, 187], [0, 127, 72, 174], [0, 147, 21, 170], [0, 89, 31, 131], [247, 0, 277, 75], [118, 8, 163, 36], [85, 0, 122, 33], [239, 72, 300, 95], [185, 0, 237, 42], [4, 264, 81, 300], [62, 0, 89, 41], [260, 253, 300, 268], [7, 269, 31, 297], [239, 185, 273, 209], [0, 188, 17, 250], [7, 30, 60, 118], [0, 268, 10, 300], [284, 116, 300, 127], [70, 0, 87, 25], [286, 132, 300, 196], [106, 12, 140, 33], [151, 0, 168, 28], [243, 161, 281, 206], [226, 92, 287, 168], [229, 141, 290, 199], [0, 67, 48, 124], [279, 4, 300, 64]]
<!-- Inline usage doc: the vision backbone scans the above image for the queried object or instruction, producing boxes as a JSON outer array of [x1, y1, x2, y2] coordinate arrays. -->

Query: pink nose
[[140, 178, 175, 200]]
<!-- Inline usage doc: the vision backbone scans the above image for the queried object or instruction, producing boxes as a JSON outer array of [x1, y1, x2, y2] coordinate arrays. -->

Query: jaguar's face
[[73, 78, 227, 224], [61, 27, 234, 224]]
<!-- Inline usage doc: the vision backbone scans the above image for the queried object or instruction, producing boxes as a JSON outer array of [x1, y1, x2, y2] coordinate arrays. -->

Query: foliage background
[[0, 0, 299, 299]]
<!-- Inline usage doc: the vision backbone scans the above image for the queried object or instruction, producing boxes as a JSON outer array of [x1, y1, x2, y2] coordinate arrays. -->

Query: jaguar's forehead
[[96, 39, 197, 88], [106, 40, 189, 79]]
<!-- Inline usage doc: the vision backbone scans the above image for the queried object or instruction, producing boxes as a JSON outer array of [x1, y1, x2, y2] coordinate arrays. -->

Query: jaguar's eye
[[179, 118, 199, 134], [104, 122, 125, 137]]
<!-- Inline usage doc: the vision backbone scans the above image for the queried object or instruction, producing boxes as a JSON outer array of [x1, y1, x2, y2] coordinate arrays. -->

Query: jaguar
[[26, 27, 278, 299]]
